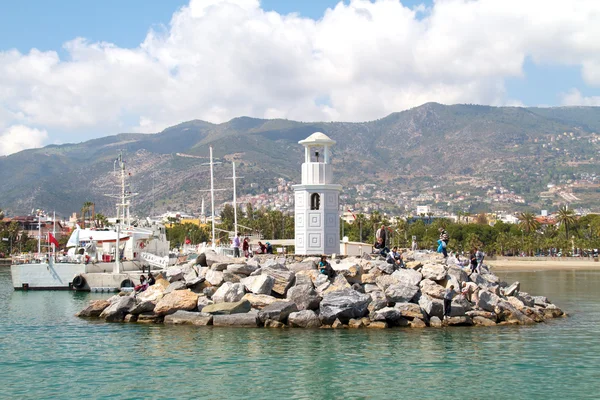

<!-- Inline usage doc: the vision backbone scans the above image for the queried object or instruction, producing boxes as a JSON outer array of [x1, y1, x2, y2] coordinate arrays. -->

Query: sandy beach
[[488, 258, 600, 272]]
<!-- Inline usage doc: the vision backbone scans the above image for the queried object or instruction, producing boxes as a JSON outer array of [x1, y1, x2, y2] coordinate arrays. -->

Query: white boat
[[11, 153, 171, 291]]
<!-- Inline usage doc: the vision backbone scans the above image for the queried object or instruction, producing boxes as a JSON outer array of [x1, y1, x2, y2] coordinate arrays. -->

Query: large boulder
[[166, 267, 184, 283], [261, 265, 295, 296], [213, 313, 260, 327], [258, 301, 299, 323], [288, 310, 321, 328], [212, 282, 246, 303], [288, 261, 317, 273], [164, 311, 213, 326], [504, 281, 520, 297], [391, 268, 423, 287], [449, 296, 471, 317], [444, 316, 473, 326], [368, 290, 388, 313], [287, 284, 321, 310], [294, 270, 319, 287], [100, 296, 136, 322], [197, 295, 213, 310], [205, 270, 224, 286], [76, 300, 110, 318], [446, 265, 469, 284], [332, 260, 362, 283], [495, 301, 535, 325], [375, 275, 397, 291], [472, 316, 497, 326], [205, 252, 231, 267], [372, 307, 403, 322], [394, 302, 425, 319], [136, 283, 166, 302], [419, 279, 446, 299], [241, 293, 278, 309], [418, 294, 444, 319], [477, 290, 501, 312], [202, 299, 252, 315], [182, 265, 199, 284], [319, 288, 371, 324], [129, 300, 156, 315], [421, 263, 447, 281], [227, 263, 257, 276], [323, 274, 351, 294], [154, 290, 199, 316], [164, 281, 187, 294], [385, 283, 419, 303], [240, 275, 275, 295], [376, 261, 395, 275]]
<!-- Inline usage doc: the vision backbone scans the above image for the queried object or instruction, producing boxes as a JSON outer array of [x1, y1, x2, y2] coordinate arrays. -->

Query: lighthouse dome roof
[[298, 132, 336, 146]]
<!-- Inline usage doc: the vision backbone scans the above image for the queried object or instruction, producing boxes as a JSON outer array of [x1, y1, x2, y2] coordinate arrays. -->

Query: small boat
[[11, 154, 171, 292]]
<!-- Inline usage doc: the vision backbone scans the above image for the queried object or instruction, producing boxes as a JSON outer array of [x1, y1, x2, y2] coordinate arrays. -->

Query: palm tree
[[81, 201, 94, 228], [556, 205, 577, 240], [517, 212, 540, 234]]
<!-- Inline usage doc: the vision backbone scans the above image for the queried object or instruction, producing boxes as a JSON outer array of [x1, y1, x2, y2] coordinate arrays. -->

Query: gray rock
[[504, 281, 520, 297], [421, 263, 447, 281], [429, 316, 443, 327], [136, 312, 162, 324], [196, 253, 207, 267], [391, 268, 423, 287], [166, 267, 184, 283], [472, 316, 497, 326], [419, 279, 446, 299], [446, 265, 469, 284], [444, 316, 473, 326], [294, 270, 317, 287], [203, 286, 217, 298], [212, 282, 246, 303], [364, 284, 379, 293], [242, 293, 278, 309], [477, 290, 501, 312], [210, 262, 229, 271], [213, 313, 260, 327], [129, 300, 156, 315], [368, 290, 388, 314], [240, 275, 275, 295], [197, 295, 213, 310], [227, 263, 257, 276], [261, 265, 295, 296], [201, 300, 252, 315], [164, 311, 213, 326], [495, 301, 535, 325], [182, 265, 199, 284], [164, 281, 187, 294], [375, 275, 397, 291], [288, 310, 321, 328], [205, 252, 231, 267], [449, 296, 471, 317], [286, 284, 321, 310], [385, 282, 419, 303], [376, 261, 395, 275], [258, 301, 298, 323], [100, 296, 136, 322], [185, 276, 205, 289], [418, 294, 444, 318], [532, 295, 550, 307], [205, 270, 224, 286], [372, 306, 403, 322], [319, 288, 371, 324], [76, 300, 110, 318], [315, 273, 329, 287], [288, 261, 317, 273]]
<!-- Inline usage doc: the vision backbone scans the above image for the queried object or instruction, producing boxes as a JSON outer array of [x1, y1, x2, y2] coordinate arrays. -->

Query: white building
[[416, 205, 431, 215], [293, 132, 341, 255]]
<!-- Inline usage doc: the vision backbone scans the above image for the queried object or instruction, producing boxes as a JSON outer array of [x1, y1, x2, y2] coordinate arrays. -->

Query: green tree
[[556, 205, 577, 240], [517, 212, 540, 234]]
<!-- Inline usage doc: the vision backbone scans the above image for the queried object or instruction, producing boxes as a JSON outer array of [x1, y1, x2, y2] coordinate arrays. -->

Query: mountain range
[[1, 102, 599, 217]]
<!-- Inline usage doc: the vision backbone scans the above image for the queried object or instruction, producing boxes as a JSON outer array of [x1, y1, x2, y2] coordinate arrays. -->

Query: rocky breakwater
[[76, 250, 565, 329]]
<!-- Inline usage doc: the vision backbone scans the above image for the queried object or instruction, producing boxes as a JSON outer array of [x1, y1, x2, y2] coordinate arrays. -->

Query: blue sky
[[0, 0, 598, 155]]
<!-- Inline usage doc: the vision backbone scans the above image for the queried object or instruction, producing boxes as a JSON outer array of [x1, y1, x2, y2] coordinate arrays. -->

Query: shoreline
[[488, 258, 600, 272]]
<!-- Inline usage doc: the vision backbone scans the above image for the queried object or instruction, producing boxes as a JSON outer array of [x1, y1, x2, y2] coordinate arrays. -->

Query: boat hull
[[10, 261, 150, 291]]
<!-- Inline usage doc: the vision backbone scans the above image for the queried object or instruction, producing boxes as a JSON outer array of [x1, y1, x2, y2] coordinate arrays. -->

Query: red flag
[[347, 209, 357, 220], [185, 237, 191, 245], [48, 233, 59, 247]]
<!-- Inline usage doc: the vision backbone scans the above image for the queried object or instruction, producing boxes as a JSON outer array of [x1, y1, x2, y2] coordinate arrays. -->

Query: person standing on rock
[[233, 234, 241, 258], [444, 285, 457, 319], [411, 238, 417, 251], [438, 228, 449, 258], [242, 237, 250, 258], [476, 247, 485, 274], [469, 249, 478, 276], [376, 225, 387, 248]]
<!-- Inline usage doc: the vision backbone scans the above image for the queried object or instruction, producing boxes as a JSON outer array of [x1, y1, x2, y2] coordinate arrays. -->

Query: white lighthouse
[[293, 132, 341, 255]]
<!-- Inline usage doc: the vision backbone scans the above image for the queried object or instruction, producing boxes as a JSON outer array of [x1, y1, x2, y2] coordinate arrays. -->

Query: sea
[[0, 267, 598, 399]]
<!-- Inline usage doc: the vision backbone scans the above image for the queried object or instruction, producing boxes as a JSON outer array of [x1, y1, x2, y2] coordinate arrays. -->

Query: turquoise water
[[1, 268, 599, 399]]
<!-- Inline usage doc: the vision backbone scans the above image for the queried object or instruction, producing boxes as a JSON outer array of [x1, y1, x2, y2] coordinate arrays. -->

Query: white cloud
[[0, 125, 48, 156], [0, 0, 600, 155], [561, 88, 600, 106]]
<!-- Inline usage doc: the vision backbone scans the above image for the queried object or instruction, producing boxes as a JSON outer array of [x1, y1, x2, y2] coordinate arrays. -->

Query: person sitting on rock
[[373, 237, 389, 257], [386, 246, 404, 269], [243, 237, 250, 258], [438, 228, 449, 258], [134, 275, 148, 293], [265, 242, 273, 254], [444, 285, 457, 319], [147, 272, 156, 286], [256, 241, 267, 254], [318, 255, 334, 278]]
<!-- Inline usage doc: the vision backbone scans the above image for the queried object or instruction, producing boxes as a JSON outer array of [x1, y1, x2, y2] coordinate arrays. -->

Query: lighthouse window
[[310, 193, 320, 210]]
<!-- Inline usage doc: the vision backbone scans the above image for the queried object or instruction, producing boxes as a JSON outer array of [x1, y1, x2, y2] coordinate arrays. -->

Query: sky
[[0, 0, 599, 156]]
